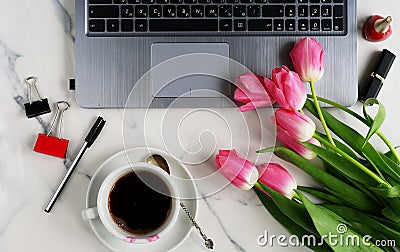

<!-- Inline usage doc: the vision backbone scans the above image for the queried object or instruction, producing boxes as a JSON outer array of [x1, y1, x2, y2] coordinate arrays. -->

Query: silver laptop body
[[75, 0, 357, 108]]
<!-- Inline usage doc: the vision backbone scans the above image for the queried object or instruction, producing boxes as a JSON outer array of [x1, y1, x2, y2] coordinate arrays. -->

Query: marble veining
[[54, 0, 76, 42]]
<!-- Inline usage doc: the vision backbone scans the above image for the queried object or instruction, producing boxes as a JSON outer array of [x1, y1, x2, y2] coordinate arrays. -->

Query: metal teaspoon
[[145, 154, 214, 250]]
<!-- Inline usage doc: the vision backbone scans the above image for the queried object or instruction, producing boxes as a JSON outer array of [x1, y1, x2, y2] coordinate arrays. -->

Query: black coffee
[[108, 171, 172, 235]]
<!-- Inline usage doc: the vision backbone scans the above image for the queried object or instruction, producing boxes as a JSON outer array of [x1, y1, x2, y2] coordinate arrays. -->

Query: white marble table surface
[[1, 0, 400, 251]]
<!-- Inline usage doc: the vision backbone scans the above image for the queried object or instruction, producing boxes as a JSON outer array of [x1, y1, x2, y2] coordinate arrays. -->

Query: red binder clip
[[34, 101, 70, 158]]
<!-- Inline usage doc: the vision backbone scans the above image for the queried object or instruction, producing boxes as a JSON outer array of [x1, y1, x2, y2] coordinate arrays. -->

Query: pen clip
[[85, 116, 106, 148]]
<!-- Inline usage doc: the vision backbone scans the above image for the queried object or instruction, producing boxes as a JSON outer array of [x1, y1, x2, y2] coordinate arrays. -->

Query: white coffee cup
[[82, 162, 180, 244]]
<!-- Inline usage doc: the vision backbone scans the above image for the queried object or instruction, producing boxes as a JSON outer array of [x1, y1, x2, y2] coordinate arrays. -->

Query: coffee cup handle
[[82, 207, 99, 221]]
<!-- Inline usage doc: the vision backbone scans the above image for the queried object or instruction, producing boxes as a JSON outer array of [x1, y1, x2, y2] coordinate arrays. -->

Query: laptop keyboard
[[86, 0, 347, 36]]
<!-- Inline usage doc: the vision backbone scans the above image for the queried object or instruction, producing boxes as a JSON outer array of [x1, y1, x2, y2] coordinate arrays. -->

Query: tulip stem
[[376, 131, 400, 164], [309, 81, 336, 147], [313, 134, 390, 187]]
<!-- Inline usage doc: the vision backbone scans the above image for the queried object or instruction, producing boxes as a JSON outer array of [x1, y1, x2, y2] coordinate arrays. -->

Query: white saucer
[[85, 147, 198, 252]]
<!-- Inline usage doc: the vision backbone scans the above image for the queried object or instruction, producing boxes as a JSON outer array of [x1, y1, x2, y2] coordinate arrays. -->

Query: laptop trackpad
[[151, 43, 230, 98]]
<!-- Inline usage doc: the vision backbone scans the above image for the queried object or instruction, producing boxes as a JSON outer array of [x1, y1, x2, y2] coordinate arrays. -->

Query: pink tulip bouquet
[[216, 37, 400, 251]]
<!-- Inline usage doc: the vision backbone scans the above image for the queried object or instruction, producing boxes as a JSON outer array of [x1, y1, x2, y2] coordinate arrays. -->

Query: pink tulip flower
[[257, 163, 297, 199], [290, 37, 325, 82], [272, 109, 316, 142], [215, 149, 259, 190], [277, 130, 321, 160], [265, 65, 307, 110], [234, 72, 275, 112]]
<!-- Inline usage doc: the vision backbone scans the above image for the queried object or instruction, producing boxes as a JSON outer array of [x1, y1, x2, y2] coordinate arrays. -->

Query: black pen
[[45, 116, 106, 213], [362, 49, 396, 102]]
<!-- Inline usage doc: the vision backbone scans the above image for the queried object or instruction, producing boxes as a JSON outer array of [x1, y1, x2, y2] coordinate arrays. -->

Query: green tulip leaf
[[362, 99, 386, 148], [324, 205, 400, 245], [382, 206, 400, 223], [370, 184, 400, 198], [271, 146, 377, 213], [254, 189, 333, 252], [302, 142, 380, 188], [298, 192, 384, 252], [258, 183, 319, 236], [385, 147, 400, 165], [304, 100, 400, 183], [298, 186, 345, 205]]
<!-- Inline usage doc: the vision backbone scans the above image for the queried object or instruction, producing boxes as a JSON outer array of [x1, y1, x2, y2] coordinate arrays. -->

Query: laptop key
[[149, 19, 218, 31], [310, 19, 320, 31], [107, 19, 119, 32], [298, 6, 308, 17], [233, 5, 246, 17], [219, 19, 232, 31], [285, 5, 295, 17], [191, 5, 204, 17], [219, 5, 232, 17], [149, 5, 162, 17], [333, 5, 343, 17], [89, 6, 119, 18], [135, 19, 147, 31], [164, 5, 176, 17], [310, 5, 320, 17], [121, 5, 133, 18], [121, 19, 134, 31], [247, 5, 260, 17], [205, 5, 219, 17], [274, 19, 284, 31], [88, 19, 105, 32], [262, 6, 284, 17], [269, 0, 295, 3], [89, 0, 112, 3], [333, 18, 343, 31], [177, 5, 190, 17], [298, 19, 308, 31], [248, 19, 272, 31], [321, 5, 331, 17], [234, 19, 246, 31], [285, 19, 295, 31], [135, 5, 148, 17], [128, 0, 140, 3], [322, 19, 332, 31], [114, 0, 128, 3]]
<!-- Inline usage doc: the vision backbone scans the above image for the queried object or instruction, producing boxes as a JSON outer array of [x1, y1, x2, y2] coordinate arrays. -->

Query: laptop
[[75, 0, 357, 108]]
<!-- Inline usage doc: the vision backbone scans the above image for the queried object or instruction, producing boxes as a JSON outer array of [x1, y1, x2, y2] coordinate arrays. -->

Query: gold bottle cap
[[374, 16, 393, 33]]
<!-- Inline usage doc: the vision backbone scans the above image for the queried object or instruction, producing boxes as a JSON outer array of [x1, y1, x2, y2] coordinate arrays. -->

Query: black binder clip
[[24, 76, 51, 118]]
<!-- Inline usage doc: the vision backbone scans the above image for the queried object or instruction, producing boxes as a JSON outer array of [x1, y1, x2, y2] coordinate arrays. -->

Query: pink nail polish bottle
[[363, 15, 393, 42]]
